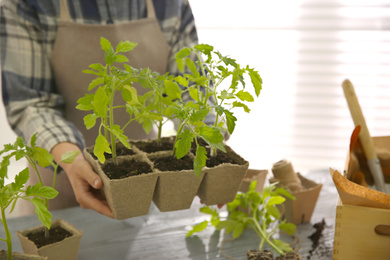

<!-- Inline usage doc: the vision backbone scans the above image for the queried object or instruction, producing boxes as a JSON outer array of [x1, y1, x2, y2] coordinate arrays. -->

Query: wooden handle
[[342, 79, 377, 160]]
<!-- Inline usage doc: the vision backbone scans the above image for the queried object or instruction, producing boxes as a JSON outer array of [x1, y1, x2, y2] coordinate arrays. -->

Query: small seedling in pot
[[186, 181, 297, 256], [0, 134, 79, 238], [171, 44, 262, 177], [0, 135, 78, 260], [77, 37, 156, 164]]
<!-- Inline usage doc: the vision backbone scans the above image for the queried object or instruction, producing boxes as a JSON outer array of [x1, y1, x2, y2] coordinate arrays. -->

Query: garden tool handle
[[342, 79, 388, 193]]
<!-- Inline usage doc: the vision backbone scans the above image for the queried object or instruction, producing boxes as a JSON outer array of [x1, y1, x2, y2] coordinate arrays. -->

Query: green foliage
[[0, 135, 78, 259], [171, 44, 262, 177], [77, 37, 157, 164], [186, 181, 297, 256], [77, 38, 263, 178]]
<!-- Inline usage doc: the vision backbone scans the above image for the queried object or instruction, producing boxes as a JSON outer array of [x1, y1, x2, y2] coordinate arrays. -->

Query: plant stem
[[251, 218, 285, 255], [157, 121, 162, 145], [109, 93, 117, 165], [172, 120, 185, 156], [1, 202, 12, 260]]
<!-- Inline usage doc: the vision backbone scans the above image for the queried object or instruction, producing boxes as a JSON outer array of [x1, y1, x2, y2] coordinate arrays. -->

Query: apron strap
[[58, 0, 156, 22], [59, 0, 71, 22], [145, 0, 157, 19]]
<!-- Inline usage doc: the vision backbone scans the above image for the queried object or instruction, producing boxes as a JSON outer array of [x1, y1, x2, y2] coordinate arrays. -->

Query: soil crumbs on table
[[103, 160, 152, 179], [307, 218, 333, 260], [27, 226, 72, 248]]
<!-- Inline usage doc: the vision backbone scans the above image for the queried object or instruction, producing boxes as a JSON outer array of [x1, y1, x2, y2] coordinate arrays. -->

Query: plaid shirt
[[0, 0, 199, 152]]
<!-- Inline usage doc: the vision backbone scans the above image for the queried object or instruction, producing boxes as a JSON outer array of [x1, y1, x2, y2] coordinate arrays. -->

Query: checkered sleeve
[[1, 1, 85, 152]]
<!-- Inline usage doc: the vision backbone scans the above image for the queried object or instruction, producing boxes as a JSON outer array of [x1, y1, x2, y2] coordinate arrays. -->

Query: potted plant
[[0, 135, 82, 259], [78, 37, 262, 219], [186, 181, 300, 259], [0, 136, 55, 260], [167, 43, 262, 205]]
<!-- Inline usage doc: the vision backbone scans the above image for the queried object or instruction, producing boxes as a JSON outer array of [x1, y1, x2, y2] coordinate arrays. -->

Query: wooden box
[[333, 136, 390, 260], [333, 202, 390, 260]]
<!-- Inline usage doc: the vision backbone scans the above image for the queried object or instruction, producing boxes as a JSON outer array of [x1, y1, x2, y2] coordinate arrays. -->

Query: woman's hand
[[52, 142, 114, 218]]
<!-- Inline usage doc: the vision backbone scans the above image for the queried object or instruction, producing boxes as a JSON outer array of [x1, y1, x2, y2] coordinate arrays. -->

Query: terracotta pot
[[16, 219, 82, 260], [0, 250, 48, 260], [197, 145, 249, 205]]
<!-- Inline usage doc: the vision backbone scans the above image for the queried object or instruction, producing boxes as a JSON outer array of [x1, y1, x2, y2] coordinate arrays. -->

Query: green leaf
[[190, 108, 209, 123], [267, 196, 285, 206], [216, 220, 236, 234], [199, 206, 216, 216], [115, 54, 129, 63], [122, 85, 139, 105], [100, 37, 112, 52], [175, 47, 191, 59], [185, 57, 198, 75], [232, 101, 250, 113], [13, 167, 29, 190], [266, 205, 280, 219], [164, 80, 182, 101], [76, 94, 94, 111], [33, 147, 54, 168], [189, 88, 199, 102], [141, 118, 154, 135], [175, 129, 194, 159], [248, 180, 258, 192], [116, 41, 137, 53], [248, 68, 262, 97], [276, 187, 296, 201], [88, 77, 104, 91], [235, 90, 254, 102], [94, 134, 111, 163], [110, 125, 130, 149], [83, 114, 98, 130], [186, 221, 208, 237], [94, 87, 109, 117], [60, 150, 80, 164], [232, 222, 244, 239], [31, 197, 53, 230], [224, 110, 237, 134], [89, 63, 105, 71], [17, 136, 26, 148], [25, 183, 58, 199], [279, 222, 296, 236], [194, 146, 207, 178], [273, 239, 293, 254], [199, 126, 224, 147], [104, 47, 116, 65], [173, 75, 189, 87]]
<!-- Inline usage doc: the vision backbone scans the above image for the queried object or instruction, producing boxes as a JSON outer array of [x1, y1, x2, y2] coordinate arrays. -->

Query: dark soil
[[102, 159, 152, 179], [153, 154, 194, 171], [247, 250, 273, 260], [275, 252, 301, 260], [205, 149, 239, 167], [91, 143, 136, 160], [133, 137, 174, 153], [26, 226, 72, 248], [307, 218, 333, 259]]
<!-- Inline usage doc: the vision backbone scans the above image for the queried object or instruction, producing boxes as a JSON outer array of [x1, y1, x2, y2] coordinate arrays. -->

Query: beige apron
[[19, 0, 171, 215]]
